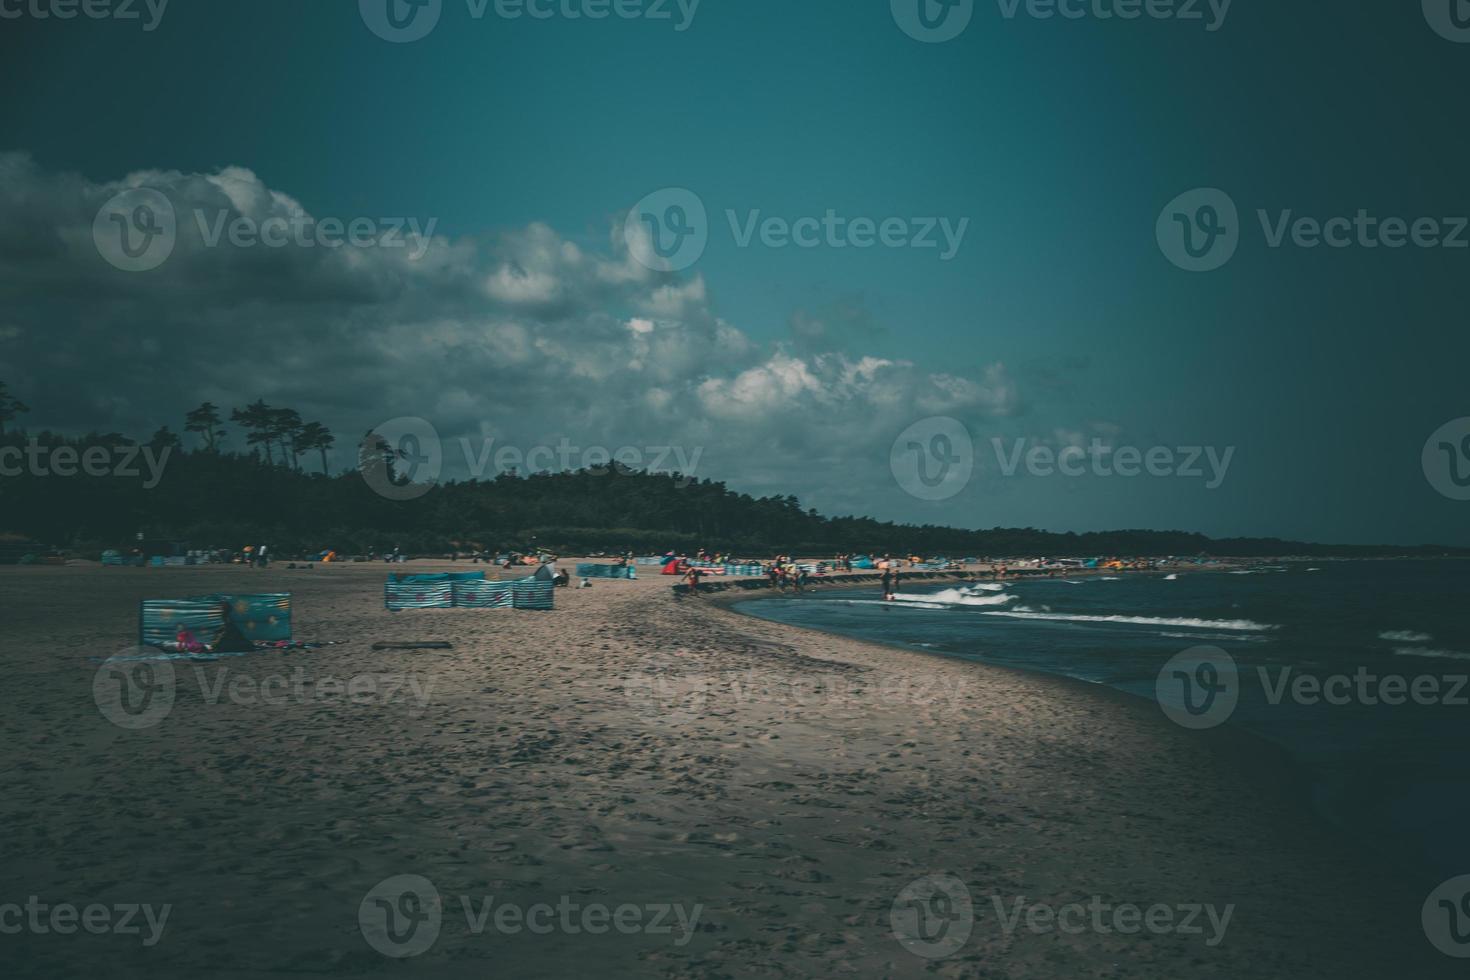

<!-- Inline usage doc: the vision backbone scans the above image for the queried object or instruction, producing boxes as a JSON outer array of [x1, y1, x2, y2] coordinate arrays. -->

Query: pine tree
[[231, 400, 275, 463], [184, 402, 225, 451], [298, 421, 336, 475], [0, 381, 30, 436]]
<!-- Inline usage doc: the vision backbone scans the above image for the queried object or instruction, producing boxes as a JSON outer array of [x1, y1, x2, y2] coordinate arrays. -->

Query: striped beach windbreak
[[139, 599, 228, 648], [511, 579, 555, 610], [575, 563, 637, 580], [192, 593, 292, 642], [385, 575, 554, 610], [384, 579, 455, 610], [451, 579, 514, 608]]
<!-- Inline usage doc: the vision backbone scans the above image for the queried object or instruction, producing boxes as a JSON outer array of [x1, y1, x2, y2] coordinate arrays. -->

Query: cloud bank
[[0, 151, 1030, 519]]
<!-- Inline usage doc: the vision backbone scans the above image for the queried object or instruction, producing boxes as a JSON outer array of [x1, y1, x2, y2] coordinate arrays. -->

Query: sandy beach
[[0, 561, 1451, 978]]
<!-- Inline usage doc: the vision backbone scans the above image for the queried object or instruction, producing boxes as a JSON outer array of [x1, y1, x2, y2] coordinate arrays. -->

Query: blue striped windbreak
[[576, 563, 637, 579], [511, 579, 555, 610], [452, 580, 514, 608], [384, 579, 455, 610], [139, 599, 227, 647], [385, 576, 553, 610], [191, 593, 292, 641]]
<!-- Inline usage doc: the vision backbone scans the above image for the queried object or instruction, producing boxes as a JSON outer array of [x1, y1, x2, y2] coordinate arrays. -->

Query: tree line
[[182, 400, 337, 474], [0, 380, 1463, 560], [0, 387, 341, 475]]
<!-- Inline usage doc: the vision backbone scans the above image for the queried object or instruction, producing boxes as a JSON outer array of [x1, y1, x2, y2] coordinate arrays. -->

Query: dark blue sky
[[2, 1, 1467, 544]]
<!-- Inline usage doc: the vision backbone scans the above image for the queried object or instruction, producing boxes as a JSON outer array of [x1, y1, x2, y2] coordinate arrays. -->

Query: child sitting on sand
[[171, 624, 209, 654]]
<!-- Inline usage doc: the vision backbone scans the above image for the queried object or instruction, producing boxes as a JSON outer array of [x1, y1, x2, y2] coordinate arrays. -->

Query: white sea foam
[[981, 611, 1277, 631], [1393, 647, 1470, 662], [1098, 576, 1121, 581], [963, 582, 1006, 592], [1162, 574, 1179, 580], [830, 598, 949, 610], [893, 589, 1016, 608], [1379, 630, 1431, 643]]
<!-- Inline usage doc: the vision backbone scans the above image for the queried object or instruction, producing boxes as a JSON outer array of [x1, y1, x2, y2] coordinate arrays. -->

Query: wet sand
[[0, 561, 1451, 978]]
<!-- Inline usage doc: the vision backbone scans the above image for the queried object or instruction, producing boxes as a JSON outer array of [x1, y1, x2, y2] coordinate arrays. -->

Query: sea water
[[739, 559, 1469, 891]]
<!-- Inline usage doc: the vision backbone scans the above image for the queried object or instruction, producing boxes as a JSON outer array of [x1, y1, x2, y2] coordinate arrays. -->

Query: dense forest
[[0, 386, 1463, 559]]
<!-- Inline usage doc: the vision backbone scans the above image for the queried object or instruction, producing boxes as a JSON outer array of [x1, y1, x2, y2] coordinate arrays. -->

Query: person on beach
[[881, 567, 893, 600], [684, 566, 703, 595], [212, 602, 254, 653], [173, 623, 208, 654]]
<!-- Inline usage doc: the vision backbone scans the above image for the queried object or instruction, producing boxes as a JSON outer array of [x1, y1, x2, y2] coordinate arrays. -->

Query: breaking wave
[[1379, 630, 1431, 643], [1393, 647, 1470, 662], [981, 610, 1277, 631]]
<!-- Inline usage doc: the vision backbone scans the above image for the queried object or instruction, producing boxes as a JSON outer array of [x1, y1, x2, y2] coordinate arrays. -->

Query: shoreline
[[1, 562, 1455, 977], [713, 584, 1345, 852], [668, 561, 1210, 598], [694, 583, 1447, 976], [692, 576, 1444, 975], [715, 576, 1444, 894]]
